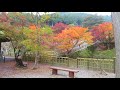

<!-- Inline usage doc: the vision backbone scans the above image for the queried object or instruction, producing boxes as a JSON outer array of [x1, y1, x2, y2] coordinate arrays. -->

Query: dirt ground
[[0, 61, 115, 78]]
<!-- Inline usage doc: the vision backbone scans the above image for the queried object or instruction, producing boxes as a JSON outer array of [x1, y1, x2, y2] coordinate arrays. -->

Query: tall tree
[[53, 26, 93, 56], [21, 12, 53, 69], [0, 12, 27, 67], [111, 12, 120, 78]]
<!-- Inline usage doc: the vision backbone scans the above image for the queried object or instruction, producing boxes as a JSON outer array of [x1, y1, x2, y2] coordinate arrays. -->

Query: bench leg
[[52, 69, 57, 75], [69, 72, 74, 78]]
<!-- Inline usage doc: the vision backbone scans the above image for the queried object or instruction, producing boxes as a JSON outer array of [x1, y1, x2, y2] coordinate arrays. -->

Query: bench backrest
[[50, 66, 79, 73]]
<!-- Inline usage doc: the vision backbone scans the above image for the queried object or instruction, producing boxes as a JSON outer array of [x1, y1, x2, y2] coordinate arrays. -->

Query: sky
[[47, 12, 111, 16], [81, 12, 111, 16], [28, 12, 111, 16]]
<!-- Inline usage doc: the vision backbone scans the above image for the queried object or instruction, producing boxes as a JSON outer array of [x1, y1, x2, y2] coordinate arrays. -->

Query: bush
[[68, 48, 116, 59], [68, 50, 91, 58], [93, 48, 116, 59]]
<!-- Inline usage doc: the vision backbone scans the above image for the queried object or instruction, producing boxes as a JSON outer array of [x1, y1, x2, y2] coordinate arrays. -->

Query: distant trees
[[82, 15, 104, 29], [6, 12, 111, 27], [48, 12, 111, 26]]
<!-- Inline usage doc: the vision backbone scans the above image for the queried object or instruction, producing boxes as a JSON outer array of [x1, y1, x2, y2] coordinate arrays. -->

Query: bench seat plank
[[50, 66, 79, 73], [50, 66, 79, 78]]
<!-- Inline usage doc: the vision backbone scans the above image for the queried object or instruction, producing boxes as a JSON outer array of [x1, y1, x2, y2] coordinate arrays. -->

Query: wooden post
[[77, 58, 78, 68], [113, 57, 116, 73], [87, 59, 89, 70], [51, 56, 55, 65], [67, 57, 69, 67], [100, 59, 102, 74], [51, 57, 53, 65]]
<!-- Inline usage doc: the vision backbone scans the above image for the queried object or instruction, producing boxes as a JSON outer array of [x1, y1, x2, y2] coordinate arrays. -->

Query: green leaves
[[40, 25, 53, 35]]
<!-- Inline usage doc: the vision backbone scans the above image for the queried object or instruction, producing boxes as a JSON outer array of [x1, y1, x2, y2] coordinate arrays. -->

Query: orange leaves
[[54, 26, 93, 53], [29, 24, 36, 30], [98, 22, 113, 33], [55, 26, 92, 41], [56, 26, 88, 40]]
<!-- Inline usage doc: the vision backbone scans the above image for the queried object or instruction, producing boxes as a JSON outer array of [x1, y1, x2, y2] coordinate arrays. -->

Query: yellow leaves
[[57, 43, 73, 50], [82, 32, 93, 44]]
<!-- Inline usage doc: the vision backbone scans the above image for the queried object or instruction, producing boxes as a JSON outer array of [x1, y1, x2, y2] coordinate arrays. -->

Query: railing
[[23, 54, 115, 73], [76, 58, 115, 73]]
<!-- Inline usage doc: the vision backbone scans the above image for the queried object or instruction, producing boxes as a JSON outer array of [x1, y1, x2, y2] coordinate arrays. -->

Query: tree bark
[[111, 12, 120, 78], [14, 49, 25, 67], [32, 51, 39, 69], [15, 57, 25, 67], [9, 39, 25, 67]]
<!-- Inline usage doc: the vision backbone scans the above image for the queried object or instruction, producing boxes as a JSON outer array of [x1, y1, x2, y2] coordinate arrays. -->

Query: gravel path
[[0, 61, 115, 78]]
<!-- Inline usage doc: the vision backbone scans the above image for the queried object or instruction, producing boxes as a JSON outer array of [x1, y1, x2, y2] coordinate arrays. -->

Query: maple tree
[[0, 12, 53, 68], [21, 12, 53, 69], [53, 26, 93, 56], [52, 22, 68, 33], [0, 12, 28, 67], [91, 22, 114, 49]]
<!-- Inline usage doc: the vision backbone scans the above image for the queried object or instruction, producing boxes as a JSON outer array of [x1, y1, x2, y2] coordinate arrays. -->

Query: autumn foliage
[[91, 22, 114, 49], [29, 24, 37, 30], [52, 22, 68, 33], [53, 26, 93, 54]]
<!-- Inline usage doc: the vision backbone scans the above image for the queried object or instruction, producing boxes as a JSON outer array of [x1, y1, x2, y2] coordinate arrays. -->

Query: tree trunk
[[32, 51, 39, 69], [15, 57, 25, 67], [10, 40, 25, 67], [111, 12, 120, 78], [13, 47, 25, 67], [14, 50, 25, 67]]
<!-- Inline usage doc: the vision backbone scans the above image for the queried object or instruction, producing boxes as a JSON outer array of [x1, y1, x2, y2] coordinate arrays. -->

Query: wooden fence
[[23, 54, 115, 73], [76, 58, 115, 73]]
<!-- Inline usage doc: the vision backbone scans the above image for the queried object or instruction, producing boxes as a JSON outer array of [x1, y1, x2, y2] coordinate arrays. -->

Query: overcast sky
[[81, 12, 111, 16], [30, 12, 111, 16], [48, 12, 111, 16]]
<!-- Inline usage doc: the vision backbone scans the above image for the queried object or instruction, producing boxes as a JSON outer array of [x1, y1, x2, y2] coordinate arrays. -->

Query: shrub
[[68, 48, 116, 59]]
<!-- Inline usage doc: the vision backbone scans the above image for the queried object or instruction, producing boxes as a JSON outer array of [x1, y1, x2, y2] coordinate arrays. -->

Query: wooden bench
[[50, 66, 79, 78]]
